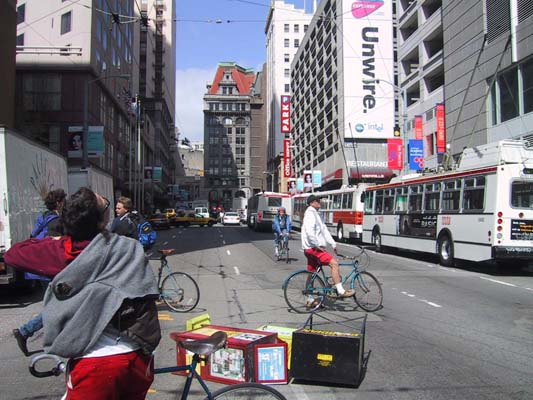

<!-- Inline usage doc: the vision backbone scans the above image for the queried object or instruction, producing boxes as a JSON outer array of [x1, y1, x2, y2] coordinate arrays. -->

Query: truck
[[0, 127, 69, 287], [67, 167, 114, 208]]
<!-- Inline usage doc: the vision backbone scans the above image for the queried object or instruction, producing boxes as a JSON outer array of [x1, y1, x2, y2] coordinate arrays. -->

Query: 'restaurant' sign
[[281, 96, 291, 135]]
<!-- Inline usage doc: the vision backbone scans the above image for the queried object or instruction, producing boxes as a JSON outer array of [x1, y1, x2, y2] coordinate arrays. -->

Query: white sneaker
[[274, 247, 279, 257]]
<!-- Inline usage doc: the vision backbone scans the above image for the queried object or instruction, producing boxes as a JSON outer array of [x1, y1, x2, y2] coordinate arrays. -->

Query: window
[[23, 73, 61, 111], [511, 180, 533, 208], [284, 68, 289, 78], [304, 24, 309, 32], [17, 4, 25, 24], [375, 190, 384, 213], [61, 11, 72, 35], [498, 68, 519, 122], [294, 39, 300, 48], [342, 193, 353, 209], [284, 53, 290, 62], [442, 180, 461, 211], [462, 177, 485, 211], [294, 24, 299, 33], [16, 34, 24, 46], [284, 24, 289, 32], [395, 187, 408, 212], [383, 190, 394, 213], [236, 127, 245, 135], [485, 0, 510, 43], [284, 38, 289, 48], [424, 183, 441, 211], [523, 58, 533, 113], [408, 185, 423, 212], [284, 84, 290, 93]]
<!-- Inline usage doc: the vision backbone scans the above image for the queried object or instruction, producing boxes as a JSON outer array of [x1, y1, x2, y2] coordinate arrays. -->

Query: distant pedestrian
[[12, 188, 66, 356]]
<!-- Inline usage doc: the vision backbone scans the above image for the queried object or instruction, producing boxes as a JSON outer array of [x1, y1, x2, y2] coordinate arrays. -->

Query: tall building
[[136, 0, 178, 211], [15, 0, 137, 196], [442, 0, 533, 160], [0, 0, 17, 128], [265, 0, 313, 191], [290, 0, 396, 189], [203, 62, 263, 211]]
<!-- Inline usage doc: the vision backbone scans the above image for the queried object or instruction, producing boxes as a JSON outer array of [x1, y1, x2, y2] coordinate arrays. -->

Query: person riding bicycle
[[301, 194, 355, 298], [273, 207, 291, 257]]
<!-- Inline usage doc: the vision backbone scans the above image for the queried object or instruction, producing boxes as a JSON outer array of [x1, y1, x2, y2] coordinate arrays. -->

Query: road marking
[[222, 240, 226, 245], [147, 389, 157, 393], [233, 266, 240, 275], [420, 300, 442, 308], [226, 250, 231, 256], [401, 291, 442, 308], [158, 313, 173, 321], [480, 277, 516, 287]]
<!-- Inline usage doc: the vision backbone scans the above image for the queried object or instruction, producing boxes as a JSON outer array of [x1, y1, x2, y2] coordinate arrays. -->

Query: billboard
[[387, 138, 403, 170], [436, 103, 446, 154], [283, 139, 292, 178], [414, 115, 423, 140], [343, 0, 395, 139], [280, 96, 291, 135], [408, 139, 424, 171]]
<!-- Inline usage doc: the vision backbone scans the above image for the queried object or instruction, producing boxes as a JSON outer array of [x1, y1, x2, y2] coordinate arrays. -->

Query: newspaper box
[[170, 325, 277, 384]]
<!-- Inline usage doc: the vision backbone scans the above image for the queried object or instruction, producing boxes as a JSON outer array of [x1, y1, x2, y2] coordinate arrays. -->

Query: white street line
[[480, 277, 516, 287], [226, 250, 231, 256], [526, 288, 533, 291], [233, 266, 240, 275], [420, 300, 442, 308]]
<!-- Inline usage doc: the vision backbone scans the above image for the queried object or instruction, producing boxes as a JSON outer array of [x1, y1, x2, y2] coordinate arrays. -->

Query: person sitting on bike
[[5, 187, 161, 400], [301, 194, 355, 298], [273, 207, 292, 257]]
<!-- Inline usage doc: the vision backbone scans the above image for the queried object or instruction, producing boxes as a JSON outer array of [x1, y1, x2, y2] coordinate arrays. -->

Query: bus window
[[463, 177, 485, 211], [364, 191, 373, 213], [395, 187, 407, 212], [342, 193, 353, 209], [375, 190, 384, 213], [424, 183, 440, 212], [333, 194, 342, 209], [442, 180, 460, 211], [511, 181, 533, 208], [267, 197, 282, 207], [408, 185, 423, 212], [383, 189, 394, 214]]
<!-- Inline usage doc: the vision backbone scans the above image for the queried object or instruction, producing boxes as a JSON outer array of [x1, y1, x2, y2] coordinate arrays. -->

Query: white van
[[194, 206, 209, 218]]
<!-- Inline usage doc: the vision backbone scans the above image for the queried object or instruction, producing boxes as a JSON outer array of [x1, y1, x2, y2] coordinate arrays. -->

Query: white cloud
[[175, 67, 216, 143]]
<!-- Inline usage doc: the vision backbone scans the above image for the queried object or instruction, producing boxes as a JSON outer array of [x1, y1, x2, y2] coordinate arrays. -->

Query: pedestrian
[[12, 188, 66, 356], [111, 196, 138, 239], [301, 194, 355, 304], [4, 187, 161, 399]]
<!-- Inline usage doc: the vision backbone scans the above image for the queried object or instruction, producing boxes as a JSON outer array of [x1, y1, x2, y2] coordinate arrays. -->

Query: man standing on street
[[301, 194, 355, 298]]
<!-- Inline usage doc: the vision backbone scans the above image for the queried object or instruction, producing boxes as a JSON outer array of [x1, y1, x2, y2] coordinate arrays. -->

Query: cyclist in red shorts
[[301, 194, 355, 298]]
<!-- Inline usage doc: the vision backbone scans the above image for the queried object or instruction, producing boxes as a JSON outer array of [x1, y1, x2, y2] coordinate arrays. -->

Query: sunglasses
[[101, 197, 110, 214]]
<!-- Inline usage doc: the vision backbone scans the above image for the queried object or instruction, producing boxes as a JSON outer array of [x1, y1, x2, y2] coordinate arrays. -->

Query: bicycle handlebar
[[29, 354, 66, 378]]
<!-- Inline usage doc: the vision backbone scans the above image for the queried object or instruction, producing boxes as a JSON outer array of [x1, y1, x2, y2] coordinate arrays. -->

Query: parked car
[[223, 212, 241, 225], [148, 213, 170, 230], [174, 212, 217, 227], [164, 208, 177, 221]]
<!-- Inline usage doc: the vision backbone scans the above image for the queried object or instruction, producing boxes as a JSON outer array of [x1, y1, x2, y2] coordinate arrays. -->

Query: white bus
[[247, 192, 292, 231], [362, 140, 533, 267], [292, 184, 368, 241]]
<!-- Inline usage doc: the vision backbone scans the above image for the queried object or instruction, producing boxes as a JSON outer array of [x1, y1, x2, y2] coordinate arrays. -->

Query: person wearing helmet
[[272, 207, 292, 257]]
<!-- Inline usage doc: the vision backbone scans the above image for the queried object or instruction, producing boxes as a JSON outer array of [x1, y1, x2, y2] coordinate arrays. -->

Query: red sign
[[387, 139, 403, 170], [283, 139, 292, 178], [414, 115, 423, 140], [436, 103, 446, 154], [281, 96, 291, 134]]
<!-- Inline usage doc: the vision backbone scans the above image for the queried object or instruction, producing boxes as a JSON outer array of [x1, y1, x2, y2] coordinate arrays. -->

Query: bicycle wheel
[[161, 272, 200, 312], [283, 271, 326, 313], [352, 271, 382, 312], [208, 382, 287, 400]]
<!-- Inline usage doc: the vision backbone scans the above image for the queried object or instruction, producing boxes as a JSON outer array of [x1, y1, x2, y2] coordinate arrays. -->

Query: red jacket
[[4, 236, 90, 278]]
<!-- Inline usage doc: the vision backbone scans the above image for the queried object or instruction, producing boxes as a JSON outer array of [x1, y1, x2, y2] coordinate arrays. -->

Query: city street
[[0, 225, 532, 399]]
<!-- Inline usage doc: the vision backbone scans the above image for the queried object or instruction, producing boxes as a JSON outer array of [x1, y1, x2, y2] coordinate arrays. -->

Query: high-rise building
[[203, 62, 264, 212], [0, 0, 17, 128], [265, 0, 313, 191]]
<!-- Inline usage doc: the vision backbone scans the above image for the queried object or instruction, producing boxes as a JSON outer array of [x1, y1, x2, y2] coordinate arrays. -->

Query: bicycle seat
[[158, 249, 175, 256], [179, 331, 227, 356]]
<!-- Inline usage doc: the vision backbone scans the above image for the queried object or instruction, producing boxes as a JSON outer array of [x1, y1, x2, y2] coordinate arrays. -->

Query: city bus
[[247, 192, 292, 231], [292, 184, 368, 241], [362, 140, 533, 267]]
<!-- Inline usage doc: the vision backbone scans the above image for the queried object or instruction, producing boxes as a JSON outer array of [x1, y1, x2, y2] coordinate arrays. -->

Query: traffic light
[[393, 125, 401, 137]]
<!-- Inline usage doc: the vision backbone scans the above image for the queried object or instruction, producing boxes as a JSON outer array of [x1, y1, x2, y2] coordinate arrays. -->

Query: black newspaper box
[[290, 324, 365, 386]]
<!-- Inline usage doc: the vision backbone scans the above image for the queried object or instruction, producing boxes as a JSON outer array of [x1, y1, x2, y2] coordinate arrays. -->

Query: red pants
[[304, 248, 333, 272], [65, 350, 154, 400]]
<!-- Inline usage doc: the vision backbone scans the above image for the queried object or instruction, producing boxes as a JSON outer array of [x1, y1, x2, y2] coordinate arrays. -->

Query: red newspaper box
[[170, 325, 277, 384]]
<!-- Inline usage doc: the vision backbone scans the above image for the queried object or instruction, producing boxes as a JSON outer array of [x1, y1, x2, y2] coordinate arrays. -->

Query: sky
[[174, 0, 313, 143]]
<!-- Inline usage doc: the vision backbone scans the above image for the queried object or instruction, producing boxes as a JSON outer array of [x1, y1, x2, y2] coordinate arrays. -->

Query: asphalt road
[[0, 224, 532, 399]]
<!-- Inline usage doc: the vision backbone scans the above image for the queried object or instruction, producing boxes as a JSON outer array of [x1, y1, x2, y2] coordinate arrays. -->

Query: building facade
[[203, 62, 262, 212], [265, 0, 313, 191], [0, 0, 17, 128]]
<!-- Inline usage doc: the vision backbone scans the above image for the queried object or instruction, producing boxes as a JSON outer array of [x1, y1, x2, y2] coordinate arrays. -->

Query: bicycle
[[275, 232, 290, 263], [152, 248, 200, 312], [282, 252, 383, 313], [29, 332, 288, 400]]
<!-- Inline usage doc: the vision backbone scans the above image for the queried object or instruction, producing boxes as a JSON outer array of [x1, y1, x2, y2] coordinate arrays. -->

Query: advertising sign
[[144, 167, 153, 181], [303, 170, 312, 188], [312, 170, 322, 188], [296, 177, 304, 192], [288, 178, 297, 193], [409, 139, 424, 170], [436, 103, 446, 154], [414, 115, 423, 140], [280, 96, 291, 135], [343, 0, 394, 139], [283, 139, 292, 178], [67, 126, 83, 158], [387, 139, 403, 170], [510, 219, 533, 240], [153, 166, 162, 183], [87, 126, 104, 157]]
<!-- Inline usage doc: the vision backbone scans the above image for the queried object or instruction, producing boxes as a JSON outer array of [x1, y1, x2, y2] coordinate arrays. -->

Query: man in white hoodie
[[301, 194, 355, 298]]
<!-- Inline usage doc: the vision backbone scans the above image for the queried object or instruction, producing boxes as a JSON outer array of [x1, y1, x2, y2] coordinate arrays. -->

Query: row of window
[[365, 176, 487, 214], [283, 23, 308, 33], [208, 103, 248, 112], [284, 38, 300, 48]]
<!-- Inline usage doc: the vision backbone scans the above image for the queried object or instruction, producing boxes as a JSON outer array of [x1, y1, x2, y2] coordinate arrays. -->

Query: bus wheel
[[337, 223, 344, 242], [372, 231, 382, 253], [438, 235, 454, 267]]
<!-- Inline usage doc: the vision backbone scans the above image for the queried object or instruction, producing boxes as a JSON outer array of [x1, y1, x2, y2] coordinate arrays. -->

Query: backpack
[[31, 212, 59, 239], [129, 213, 157, 249]]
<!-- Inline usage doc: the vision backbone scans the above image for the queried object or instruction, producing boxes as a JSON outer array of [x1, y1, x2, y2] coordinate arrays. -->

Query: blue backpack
[[31, 212, 59, 239], [129, 213, 157, 249]]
